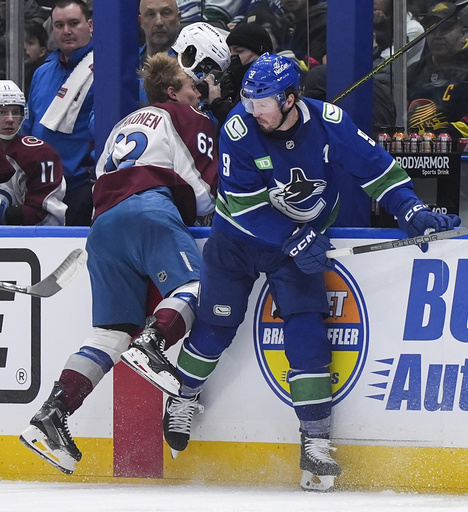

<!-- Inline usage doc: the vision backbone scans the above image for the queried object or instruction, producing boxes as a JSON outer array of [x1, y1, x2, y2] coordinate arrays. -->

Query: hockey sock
[[176, 337, 221, 393], [152, 282, 198, 349], [57, 328, 131, 414], [58, 369, 93, 414], [288, 367, 332, 435], [59, 345, 114, 413]]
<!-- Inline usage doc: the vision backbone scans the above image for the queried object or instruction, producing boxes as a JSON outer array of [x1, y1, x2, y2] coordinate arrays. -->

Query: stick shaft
[[331, 0, 468, 104], [326, 227, 468, 259]]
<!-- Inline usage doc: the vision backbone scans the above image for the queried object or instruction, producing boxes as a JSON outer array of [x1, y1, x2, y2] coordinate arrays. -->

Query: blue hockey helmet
[[241, 53, 300, 110]]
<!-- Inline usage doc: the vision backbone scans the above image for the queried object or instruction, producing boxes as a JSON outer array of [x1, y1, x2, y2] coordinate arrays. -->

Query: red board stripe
[[113, 362, 164, 478]]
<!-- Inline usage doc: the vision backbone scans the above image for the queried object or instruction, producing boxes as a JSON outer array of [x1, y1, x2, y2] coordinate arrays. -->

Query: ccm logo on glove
[[404, 202, 428, 222], [282, 224, 334, 274], [287, 228, 316, 256]]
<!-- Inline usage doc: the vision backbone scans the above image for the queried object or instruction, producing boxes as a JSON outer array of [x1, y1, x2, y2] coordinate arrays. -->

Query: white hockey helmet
[[0, 80, 28, 140], [172, 22, 230, 83]]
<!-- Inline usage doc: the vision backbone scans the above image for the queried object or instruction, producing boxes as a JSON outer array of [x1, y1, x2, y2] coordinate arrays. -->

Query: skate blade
[[19, 425, 77, 475], [300, 471, 336, 492], [170, 447, 180, 459], [121, 347, 181, 397]]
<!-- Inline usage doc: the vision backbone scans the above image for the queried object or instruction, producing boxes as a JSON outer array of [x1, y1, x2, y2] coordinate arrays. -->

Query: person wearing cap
[[202, 22, 273, 128], [407, 1, 468, 140]]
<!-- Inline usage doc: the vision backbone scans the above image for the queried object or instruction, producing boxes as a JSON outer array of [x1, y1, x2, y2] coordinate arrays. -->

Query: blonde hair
[[140, 53, 186, 104]]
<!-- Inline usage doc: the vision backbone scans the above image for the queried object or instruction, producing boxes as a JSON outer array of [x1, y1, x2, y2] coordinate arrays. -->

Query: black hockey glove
[[282, 224, 335, 274]]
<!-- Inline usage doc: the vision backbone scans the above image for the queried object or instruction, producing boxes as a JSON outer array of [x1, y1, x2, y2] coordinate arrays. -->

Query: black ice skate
[[163, 394, 203, 459], [120, 315, 182, 397], [19, 381, 82, 475], [299, 434, 341, 492]]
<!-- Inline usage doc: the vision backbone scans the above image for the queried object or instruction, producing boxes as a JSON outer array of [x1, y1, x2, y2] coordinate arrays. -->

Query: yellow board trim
[[164, 441, 468, 493], [3, 435, 468, 493], [1, 436, 113, 482]]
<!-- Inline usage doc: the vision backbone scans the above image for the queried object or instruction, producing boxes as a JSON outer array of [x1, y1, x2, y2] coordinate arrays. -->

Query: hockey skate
[[19, 381, 82, 475], [120, 315, 182, 397], [163, 394, 203, 459], [299, 434, 341, 492]]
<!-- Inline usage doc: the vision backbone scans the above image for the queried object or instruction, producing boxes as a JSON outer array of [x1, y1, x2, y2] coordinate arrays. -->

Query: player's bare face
[[52, 4, 92, 60], [249, 96, 297, 132], [172, 75, 202, 108], [139, 0, 180, 54], [0, 106, 23, 138]]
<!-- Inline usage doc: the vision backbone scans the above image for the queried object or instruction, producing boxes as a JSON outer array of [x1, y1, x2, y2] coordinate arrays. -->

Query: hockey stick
[[0, 248, 87, 298], [331, 0, 468, 103], [326, 227, 468, 258]]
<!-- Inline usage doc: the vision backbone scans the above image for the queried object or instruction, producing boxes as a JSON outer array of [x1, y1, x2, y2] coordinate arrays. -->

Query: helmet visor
[[241, 91, 281, 114]]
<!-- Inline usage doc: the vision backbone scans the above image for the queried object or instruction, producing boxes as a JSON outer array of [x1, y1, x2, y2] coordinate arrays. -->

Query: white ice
[[1, 480, 468, 512]]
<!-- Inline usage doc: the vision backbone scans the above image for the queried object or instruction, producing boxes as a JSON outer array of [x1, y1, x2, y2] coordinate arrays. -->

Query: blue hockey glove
[[282, 224, 335, 274], [397, 200, 461, 252], [397, 201, 461, 237]]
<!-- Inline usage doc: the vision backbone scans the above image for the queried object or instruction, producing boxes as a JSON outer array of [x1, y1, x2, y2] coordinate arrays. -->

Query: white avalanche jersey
[[94, 102, 218, 225]]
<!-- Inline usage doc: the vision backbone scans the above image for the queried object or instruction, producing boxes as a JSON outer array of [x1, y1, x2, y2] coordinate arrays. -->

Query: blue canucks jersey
[[214, 97, 418, 250]]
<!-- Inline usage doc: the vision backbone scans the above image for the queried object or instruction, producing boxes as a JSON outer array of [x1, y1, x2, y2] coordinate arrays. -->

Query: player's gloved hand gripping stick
[[326, 227, 468, 258]]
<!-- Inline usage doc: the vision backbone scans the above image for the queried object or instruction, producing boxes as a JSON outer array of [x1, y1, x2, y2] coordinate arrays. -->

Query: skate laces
[[167, 396, 204, 434], [54, 406, 75, 446], [134, 326, 172, 364], [303, 437, 336, 464]]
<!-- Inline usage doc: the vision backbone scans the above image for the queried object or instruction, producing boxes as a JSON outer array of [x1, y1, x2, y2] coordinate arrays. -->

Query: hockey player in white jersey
[[19, 52, 219, 474], [148, 53, 461, 492]]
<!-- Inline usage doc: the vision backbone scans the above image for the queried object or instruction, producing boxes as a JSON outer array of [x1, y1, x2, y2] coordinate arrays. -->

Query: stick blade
[[28, 248, 88, 298]]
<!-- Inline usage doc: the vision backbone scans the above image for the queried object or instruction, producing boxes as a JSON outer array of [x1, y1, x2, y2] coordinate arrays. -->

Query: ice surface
[[1, 481, 468, 512]]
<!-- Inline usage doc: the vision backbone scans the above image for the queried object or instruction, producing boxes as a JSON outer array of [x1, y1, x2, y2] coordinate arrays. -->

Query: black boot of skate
[[19, 381, 82, 474], [299, 433, 341, 492], [121, 315, 182, 397], [163, 394, 204, 459]]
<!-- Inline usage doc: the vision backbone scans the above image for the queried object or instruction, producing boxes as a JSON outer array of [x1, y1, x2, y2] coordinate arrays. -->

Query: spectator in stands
[[0, 80, 66, 225], [407, 1, 468, 141], [20, 51, 218, 476], [24, 21, 49, 99], [23, 0, 94, 226], [303, 58, 397, 139], [139, 0, 180, 65], [201, 22, 273, 128], [0, 0, 49, 81], [246, 0, 327, 64], [373, 0, 425, 67], [138, 0, 181, 104], [176, 0, 251, 29]]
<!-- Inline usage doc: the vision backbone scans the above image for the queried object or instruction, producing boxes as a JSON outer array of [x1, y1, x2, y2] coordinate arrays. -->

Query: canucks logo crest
[[253, 262, 369, 406], [269, 167, 327, 222]]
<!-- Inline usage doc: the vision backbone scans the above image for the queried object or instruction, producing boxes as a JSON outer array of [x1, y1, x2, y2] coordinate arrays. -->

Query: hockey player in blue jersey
[[144, 53, 461, 491]]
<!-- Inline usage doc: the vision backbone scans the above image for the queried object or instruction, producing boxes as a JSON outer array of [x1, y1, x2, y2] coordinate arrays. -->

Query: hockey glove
[[282, 224, 335, 274], [397, 200, 461, 237], [397, 200, 461, 252]]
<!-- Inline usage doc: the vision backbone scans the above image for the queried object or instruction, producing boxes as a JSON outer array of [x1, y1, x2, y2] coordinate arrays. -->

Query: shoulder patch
[[322, 103, 342, 124], [254, 156, 273, 170], [224, 114, 248, 141], [21, 136, 44, 147]]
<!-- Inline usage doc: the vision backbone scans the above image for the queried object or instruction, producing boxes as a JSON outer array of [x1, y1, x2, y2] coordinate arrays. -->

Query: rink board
[[1, 226, 468, 492]]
